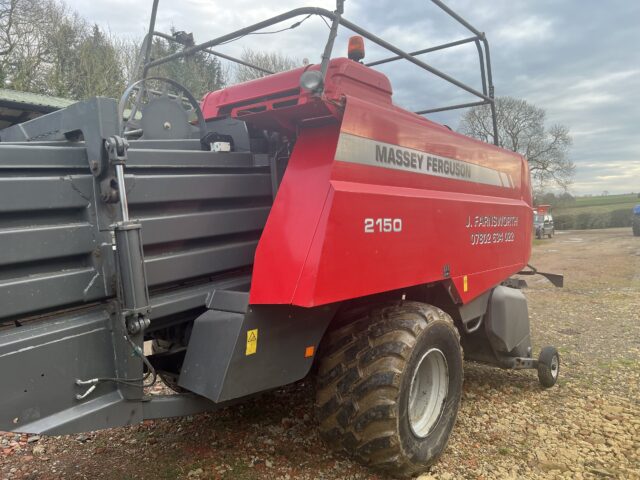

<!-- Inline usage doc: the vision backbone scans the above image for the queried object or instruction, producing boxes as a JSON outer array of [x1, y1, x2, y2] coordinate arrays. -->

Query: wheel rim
[[550, 355, 559, 379], [408, 348, 449, 438]]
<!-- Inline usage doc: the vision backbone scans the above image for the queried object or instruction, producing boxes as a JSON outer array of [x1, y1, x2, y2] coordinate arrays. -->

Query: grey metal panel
[[0, 268, 104, 319], [139, 207, 269, 246], [0, 170, 104, 319], [147, 274, 250, 322], [127, 149, 257, 168], [0, 269, 256, 433], [207, 290, 249, 313], [148, 290, 208, 321], [0, 224, 94, 266], [0, 275, 256, 433], [180, 304, 338, 402], [0, 308, 119, 433], [142, 394, 219, 421], [128, 139, 203, 151], [0, 102, 118, 320], [125, 173, 272, 204], [179, 309, 244, 401], [458, 289, 490, 324], [0, 98, 278, 434], [145, 239, 258, 286], [0, 145, 87, 169], [0, 127, 271, 319], [15, 391, 141, 435], [0, 97, 119, 178], [0, 176, 92, 212]]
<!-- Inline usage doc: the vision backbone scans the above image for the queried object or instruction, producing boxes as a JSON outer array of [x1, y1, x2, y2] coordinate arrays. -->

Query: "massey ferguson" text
[[375, 145, 472, 179]]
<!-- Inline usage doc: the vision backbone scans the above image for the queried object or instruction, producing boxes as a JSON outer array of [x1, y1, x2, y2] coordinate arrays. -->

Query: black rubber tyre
[[537, 346, 560, 388], [151, 339, 186, 393], [632, 217, 640, 237], [315, 301, 463, 478]]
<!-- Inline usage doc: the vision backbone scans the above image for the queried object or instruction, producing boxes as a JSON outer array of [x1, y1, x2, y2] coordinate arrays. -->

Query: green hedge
[[554, 208, 634, 230]]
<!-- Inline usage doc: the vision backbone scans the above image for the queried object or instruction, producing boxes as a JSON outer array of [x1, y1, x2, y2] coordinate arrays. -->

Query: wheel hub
[[408, 347, 449, 438]]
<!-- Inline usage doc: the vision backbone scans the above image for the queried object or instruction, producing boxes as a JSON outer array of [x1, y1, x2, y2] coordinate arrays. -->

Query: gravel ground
[[2, 227, 639, 480]]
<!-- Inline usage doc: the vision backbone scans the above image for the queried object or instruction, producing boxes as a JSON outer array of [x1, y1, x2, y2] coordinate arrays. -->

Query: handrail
[[137, 1, 499, 145], [365, 36, 477, 68], [143, 8, 329, 71]]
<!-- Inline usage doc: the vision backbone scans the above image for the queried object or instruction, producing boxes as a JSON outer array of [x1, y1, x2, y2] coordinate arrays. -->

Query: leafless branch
[[459, 96, 574, 192]]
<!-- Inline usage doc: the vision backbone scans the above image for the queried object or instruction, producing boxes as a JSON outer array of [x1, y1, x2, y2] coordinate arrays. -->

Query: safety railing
[[136, 0, 499, 145]]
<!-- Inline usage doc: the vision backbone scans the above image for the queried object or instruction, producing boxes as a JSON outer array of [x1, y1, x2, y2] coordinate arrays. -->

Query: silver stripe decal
[[334, 133, 514, 188]]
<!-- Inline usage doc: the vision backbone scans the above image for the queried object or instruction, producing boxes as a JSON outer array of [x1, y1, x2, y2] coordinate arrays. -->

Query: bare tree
[[66, 25, 126, 99], [0, 0, 19, 57], [1, 0, 128, 99], [45, 15, 91, 96], [234, 48, 299, 83], [116, 36, 144, 86], [459, 96, 574, 191], [1, 2, 299, 101], [1, 0, 227, 100], [0, 0, 62, 91]]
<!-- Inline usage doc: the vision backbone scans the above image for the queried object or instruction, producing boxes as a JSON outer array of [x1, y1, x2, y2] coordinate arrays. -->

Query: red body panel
[[201, 59, 392, 135], [203, 59, 532, 307]]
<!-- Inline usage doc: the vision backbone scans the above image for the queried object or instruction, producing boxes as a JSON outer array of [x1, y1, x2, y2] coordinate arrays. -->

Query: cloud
[[554, 92, 619, 110], [497, 16, 554, 42], [568, 69, 640, 91]]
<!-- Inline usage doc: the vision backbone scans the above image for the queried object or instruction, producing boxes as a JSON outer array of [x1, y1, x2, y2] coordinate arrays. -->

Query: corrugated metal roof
[[0, 89, 144, 131], [0, 89, 75, 130], [0, 89, 74, 109]]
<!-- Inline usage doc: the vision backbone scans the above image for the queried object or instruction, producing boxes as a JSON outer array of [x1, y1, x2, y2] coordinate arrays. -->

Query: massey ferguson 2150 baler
[[0, 1, 562, 476]]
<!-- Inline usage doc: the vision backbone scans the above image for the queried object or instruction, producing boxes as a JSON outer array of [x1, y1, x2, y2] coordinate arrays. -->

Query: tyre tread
[[315, 301, 462, 476]]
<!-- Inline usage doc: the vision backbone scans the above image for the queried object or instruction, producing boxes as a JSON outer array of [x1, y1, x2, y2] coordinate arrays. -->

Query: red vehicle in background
[[0, 0, 563, 476]]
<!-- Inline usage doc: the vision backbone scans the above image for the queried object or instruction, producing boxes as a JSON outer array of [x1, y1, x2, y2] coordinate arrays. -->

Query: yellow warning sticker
[[246, 329, 258, 356], [463, 275, 468, 292]]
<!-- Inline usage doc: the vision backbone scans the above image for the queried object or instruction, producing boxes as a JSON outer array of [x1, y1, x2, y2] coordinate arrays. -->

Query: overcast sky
[[67, 0, 639, 195]]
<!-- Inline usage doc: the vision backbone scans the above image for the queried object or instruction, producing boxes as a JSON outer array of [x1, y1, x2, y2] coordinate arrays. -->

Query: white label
[[364, 218, 403, 233], [465, 214, 519, 246], [335, 133, 515, 188]]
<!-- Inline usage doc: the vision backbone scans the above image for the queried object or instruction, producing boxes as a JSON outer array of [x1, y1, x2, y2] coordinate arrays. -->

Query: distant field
[[555, 193, 638, 215], [554, 193, 638, 230], [573, 193, 637, 206]]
